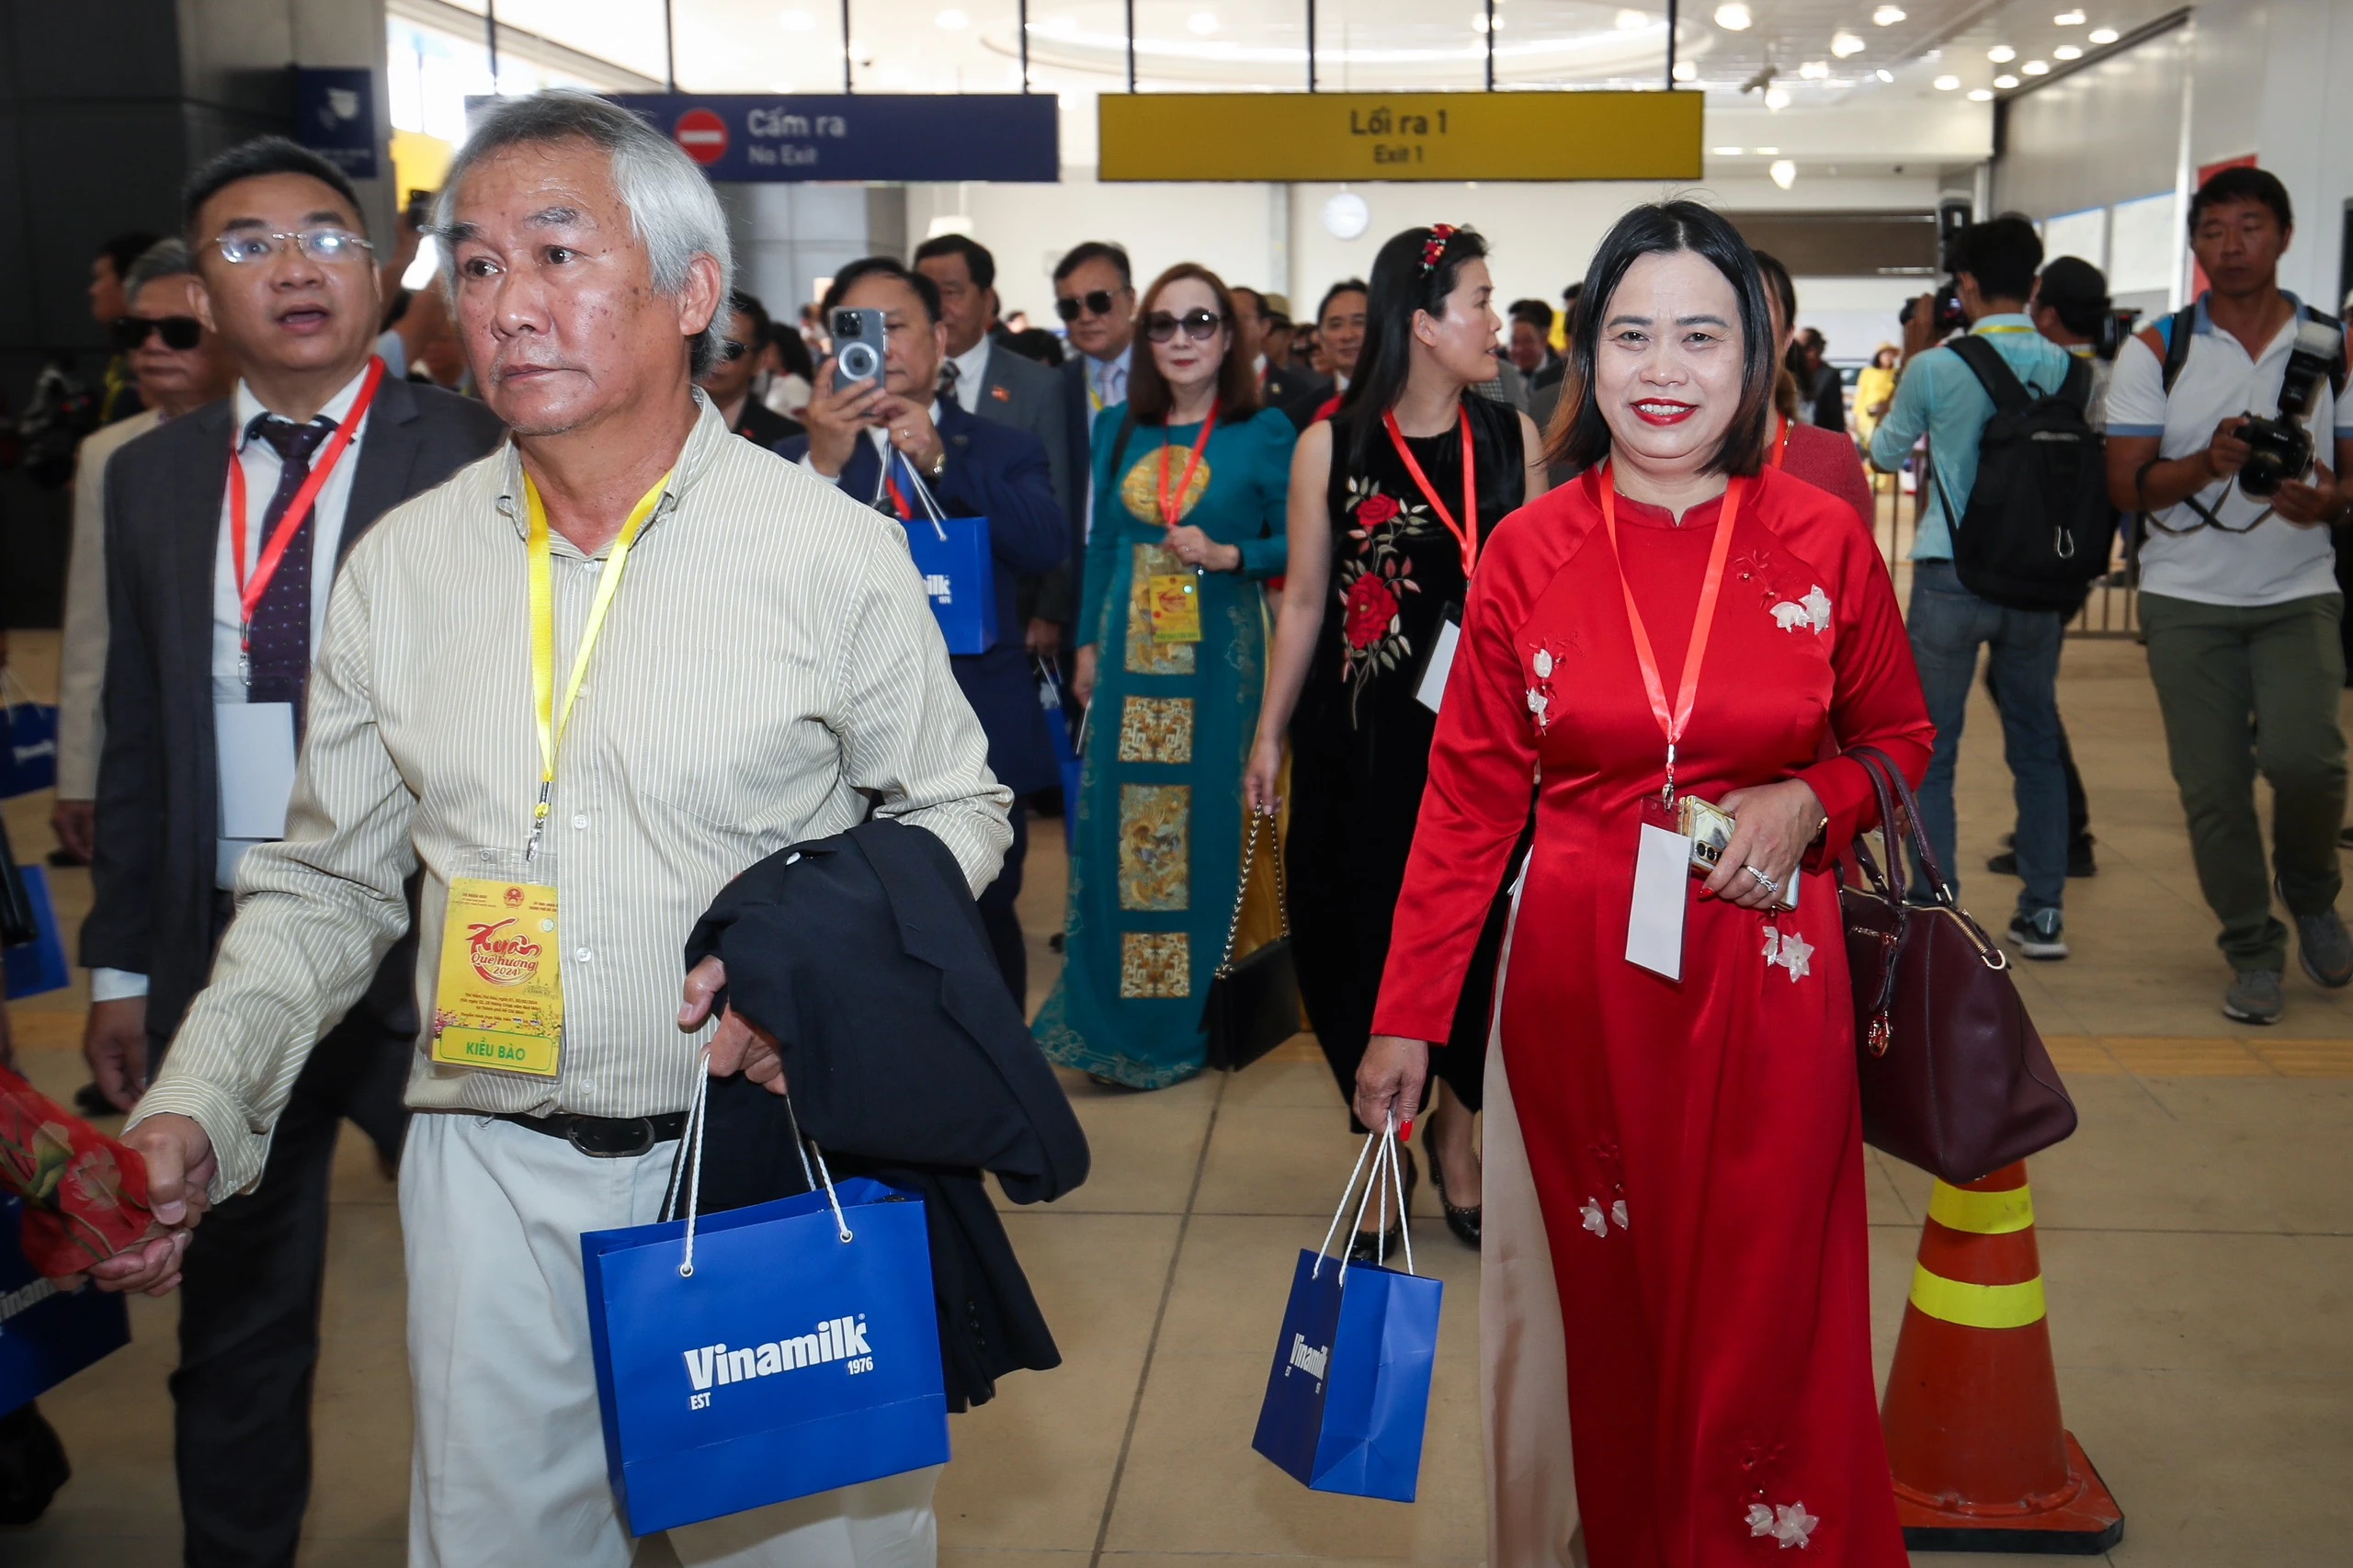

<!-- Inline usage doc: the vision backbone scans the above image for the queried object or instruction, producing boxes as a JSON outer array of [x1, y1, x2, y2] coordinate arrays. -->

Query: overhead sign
[[603, 95, 1058, 182], [1098, 91, 1703, 183], [296, 68, 380, 181]]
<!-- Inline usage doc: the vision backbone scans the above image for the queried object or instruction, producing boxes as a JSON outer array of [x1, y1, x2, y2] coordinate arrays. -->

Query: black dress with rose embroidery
[[1286, 392, 1527, 1122]]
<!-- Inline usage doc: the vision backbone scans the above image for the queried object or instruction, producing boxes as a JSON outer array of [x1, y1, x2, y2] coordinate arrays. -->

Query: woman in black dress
[[1246, 225, 1550, 1254]]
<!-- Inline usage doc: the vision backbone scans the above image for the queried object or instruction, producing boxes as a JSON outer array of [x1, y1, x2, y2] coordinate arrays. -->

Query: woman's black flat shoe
[[1428, 1148, 1483, 1251]]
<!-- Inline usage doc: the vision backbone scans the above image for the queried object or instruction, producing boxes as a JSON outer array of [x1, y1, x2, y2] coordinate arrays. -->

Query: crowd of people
[[0, 80, 2347, 1566]]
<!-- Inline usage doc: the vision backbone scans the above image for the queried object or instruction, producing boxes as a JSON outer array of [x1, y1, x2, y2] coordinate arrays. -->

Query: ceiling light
[[1714, 4, 1753, 31], [1712, 145, 1745, 155], [779, 6, 814, 28], [2053, 43, 2083, 59], [1187, 9, 1218, 34], [1799, 60, 1829, 79], [1617, 9, 1649, 30], [2054, 8, 2086, 22], [1323, 191, 1370, 241], [2023, 59, 2050, 74], [1769, 159, 1797, 190], [935, 7, 969, 30], [1933, 73, 1960, 89], [1876, 68, 1894, 81], [1472, 11, 1490, 31], [2088, 26, 2118, 42], [1872, 5, 1906, 22], [1755, 144, 1779, 153], [1994, 73, 2019, 87], [1987, 44, 2016, 62], [1673, 59, 1699, 81], [1967, 87, 1994, 100], [1832, 31, 1866, 56], [1764, 85, 1790, 108]]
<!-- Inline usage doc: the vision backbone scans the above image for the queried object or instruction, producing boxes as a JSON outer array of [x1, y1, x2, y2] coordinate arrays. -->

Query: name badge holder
[[1148, 400, 1220, 644]]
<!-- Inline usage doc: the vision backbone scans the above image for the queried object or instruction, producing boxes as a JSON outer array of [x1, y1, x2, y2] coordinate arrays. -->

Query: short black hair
[[2034, 256, 2110, 339], [1507, 298, 1554, 334], [1316, 278, 1369, 324], [1949, 213, 2043, 304], [1052, 240, 1131, 288], [724, 290, 771, 351], [97, 231, 162, 281], [1562, 282, 1583, 305], [181, 136, 367, 244], [2188, 165, 2293, 236], [821, 256, 941, 325], [1752, 249, 1798, 330], [1230, 285, 1267, 316], [913, 232, 996, 291]]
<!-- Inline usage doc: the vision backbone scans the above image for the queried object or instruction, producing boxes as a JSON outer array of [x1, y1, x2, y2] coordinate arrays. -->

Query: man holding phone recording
[[2106, 165, 2353, 1023]]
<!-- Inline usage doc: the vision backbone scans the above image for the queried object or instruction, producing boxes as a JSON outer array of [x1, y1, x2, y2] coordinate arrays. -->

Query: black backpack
[[1931, 336, 2111, 612]]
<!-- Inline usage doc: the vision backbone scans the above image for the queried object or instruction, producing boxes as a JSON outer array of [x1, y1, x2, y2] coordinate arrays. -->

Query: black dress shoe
[[72, 1084, 118, 1119], [1345, 1142, 1417, 1266], [1428, 1149, 1483, 1250]]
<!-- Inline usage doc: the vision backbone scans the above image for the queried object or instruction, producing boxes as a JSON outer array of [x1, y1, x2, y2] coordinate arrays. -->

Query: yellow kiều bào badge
[[429, 876, 563, 1078], [1146, 573, 1202, 642]]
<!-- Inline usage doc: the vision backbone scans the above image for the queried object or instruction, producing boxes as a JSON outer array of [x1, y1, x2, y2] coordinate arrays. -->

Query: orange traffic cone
[[1879, 1162, 2125, 1553]]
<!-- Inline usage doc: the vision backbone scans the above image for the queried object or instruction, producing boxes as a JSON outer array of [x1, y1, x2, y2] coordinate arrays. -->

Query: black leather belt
[[493, 1110, 687, 1159]]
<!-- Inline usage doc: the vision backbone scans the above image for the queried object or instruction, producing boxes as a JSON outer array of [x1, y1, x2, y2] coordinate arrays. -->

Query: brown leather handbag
[[1839, 745, 2077, 1184]]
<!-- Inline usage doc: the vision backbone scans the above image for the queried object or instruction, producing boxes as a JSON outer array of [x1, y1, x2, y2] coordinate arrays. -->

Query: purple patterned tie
[[242, 414, 335, 714]]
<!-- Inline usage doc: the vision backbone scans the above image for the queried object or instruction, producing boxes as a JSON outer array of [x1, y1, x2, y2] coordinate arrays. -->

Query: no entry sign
[[673, 108, 728, 166]]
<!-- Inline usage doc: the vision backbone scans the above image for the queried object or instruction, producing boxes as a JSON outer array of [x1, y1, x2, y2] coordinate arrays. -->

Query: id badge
[[428, 846, 563, 1079], [1147, 573, 1203, 642], [1629, 799, 1688, 981], [215, 701, 298, 840], [1415, 608, 1462, 714]]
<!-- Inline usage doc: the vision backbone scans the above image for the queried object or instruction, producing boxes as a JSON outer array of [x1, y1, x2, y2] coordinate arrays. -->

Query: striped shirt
[[130, 392, 1012, 1199]]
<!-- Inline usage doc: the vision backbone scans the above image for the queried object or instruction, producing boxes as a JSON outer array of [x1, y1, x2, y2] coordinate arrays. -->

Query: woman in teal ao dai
[[1035, 264, 1300, 1088]]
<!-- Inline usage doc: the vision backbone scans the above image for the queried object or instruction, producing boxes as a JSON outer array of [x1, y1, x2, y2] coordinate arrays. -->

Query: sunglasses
[[1055, 289, 1121, 323], [718, 339, 753, 362], [1144, 309, 1227, 344], [111, 315, 204, 352]]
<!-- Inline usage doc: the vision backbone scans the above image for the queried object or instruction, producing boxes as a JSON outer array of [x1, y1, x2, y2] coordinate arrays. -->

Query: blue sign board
[[296, 67, 379, 181], [603, 95, 1059, 183]]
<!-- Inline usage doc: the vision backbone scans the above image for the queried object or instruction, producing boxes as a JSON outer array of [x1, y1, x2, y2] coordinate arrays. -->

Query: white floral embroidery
[[1745, 1501, 1819, 1550], [1747, 1504, 1776, 1538], [1801, 585, 1832, 630], [1534, 647, 1555, 679], [1610, 1199, 1629, 1230], [1761, 927, 1813, 982], [1527, 688, 1551, 731], [1580, 1198, 1608, 1238], [1770, 585, 1834, 635]]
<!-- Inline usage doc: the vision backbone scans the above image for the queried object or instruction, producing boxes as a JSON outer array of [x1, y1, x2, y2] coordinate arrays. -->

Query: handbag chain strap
[[1213, 809, 1290, 975]]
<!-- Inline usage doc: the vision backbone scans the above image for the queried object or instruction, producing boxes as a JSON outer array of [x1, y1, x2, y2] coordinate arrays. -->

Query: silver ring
[[1744, 864, 1779, 897]]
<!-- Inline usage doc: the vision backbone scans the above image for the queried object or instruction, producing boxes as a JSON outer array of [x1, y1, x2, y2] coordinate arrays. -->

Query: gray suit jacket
[[966, 340, 1074, 628], [82, 376, 506, 1040]]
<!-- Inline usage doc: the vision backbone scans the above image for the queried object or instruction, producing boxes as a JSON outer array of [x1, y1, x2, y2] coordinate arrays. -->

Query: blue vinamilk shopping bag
[[0, 697, 58, 799], [903, 514, 998, 654], [1252, 1249, 1442, 1502], [4, 866, 71, 1001], [582, 1176, 949, 1537], [0, 1197, 132, 1415]]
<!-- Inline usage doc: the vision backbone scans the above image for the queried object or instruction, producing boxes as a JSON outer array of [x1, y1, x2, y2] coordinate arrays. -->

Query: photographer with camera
[[2106, 165, 2353, 1023], [1870, 214, 2086, 960]]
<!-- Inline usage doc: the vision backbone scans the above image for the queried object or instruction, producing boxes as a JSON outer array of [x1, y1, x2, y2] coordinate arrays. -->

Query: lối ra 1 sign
[[601, 95, 1060, 182], [1098, 90, 1704, 182]]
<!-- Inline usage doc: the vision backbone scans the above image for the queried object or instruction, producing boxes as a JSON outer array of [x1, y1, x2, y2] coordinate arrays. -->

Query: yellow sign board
[[1097, 91, 1703, 183]]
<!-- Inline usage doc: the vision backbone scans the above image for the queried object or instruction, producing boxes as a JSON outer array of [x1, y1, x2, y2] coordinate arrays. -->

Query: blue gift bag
[[0, 1197, 132, 1415], [1, 681, 58, 799], [4, 866, 71, 1001], [582, 1092, 949, 1537], [881, 457, 996, 655], [1252, 1128, 1442, 1503]]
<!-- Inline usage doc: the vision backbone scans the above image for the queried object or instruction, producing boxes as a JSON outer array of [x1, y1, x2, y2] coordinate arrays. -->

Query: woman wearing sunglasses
[[1246, 224, 1550, 1257], [1035, 264, 1299, 1090]]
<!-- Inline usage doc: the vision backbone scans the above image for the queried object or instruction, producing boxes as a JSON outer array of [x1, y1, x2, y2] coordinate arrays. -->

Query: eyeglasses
[[1055, 289, 1121, 323], [111, 314, 204, 352], [718, 339, 753, 363], [1144, 309, 1227, 344], [210, 227, 375, 267]]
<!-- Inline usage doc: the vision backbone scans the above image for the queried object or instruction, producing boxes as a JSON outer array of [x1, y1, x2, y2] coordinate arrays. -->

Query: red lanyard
[[1383, 407, 1479, 577], [1596, 461, 1746, 801], [1157, 399, 1220, 527], [225, 357, 384, 655], [1770, 414, 1792, 470]]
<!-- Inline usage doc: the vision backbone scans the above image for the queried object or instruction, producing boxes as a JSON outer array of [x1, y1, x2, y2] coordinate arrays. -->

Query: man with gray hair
[[95, 89, 1007, 1566]]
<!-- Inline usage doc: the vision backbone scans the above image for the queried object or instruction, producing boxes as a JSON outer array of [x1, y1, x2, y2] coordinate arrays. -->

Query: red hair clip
[[1420, 223, 1459, 274]]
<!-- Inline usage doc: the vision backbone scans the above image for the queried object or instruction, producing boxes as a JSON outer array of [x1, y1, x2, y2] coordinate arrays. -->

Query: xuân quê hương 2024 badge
[[430, 865, 564, 1080]]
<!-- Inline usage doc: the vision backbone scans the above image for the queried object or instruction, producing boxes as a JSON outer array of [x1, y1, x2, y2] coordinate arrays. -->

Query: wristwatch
[[923, 449, 947, 481]]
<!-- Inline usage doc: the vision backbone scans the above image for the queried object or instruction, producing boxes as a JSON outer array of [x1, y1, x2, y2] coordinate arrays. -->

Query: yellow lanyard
[[523, 469, 671, 856]]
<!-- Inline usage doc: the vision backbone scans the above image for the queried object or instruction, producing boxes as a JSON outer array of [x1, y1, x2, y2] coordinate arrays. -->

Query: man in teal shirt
[[1870, 215, 2077, 959]]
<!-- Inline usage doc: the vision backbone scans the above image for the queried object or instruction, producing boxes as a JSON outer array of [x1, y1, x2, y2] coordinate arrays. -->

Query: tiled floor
[[2, 616, 2347, 1567]]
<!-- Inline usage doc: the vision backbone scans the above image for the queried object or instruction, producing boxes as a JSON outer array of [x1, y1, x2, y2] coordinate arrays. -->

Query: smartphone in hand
[[830, 308, 887, 395]]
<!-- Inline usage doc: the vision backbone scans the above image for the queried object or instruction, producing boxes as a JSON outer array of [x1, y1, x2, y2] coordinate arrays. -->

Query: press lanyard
[[522, 468, 672, 858], [225, 356, 385, 678], [1597, 462, 1746, 802], [1383, 407, 1479, 577], [1158, 399, 1220, 528], [1770, 414, 1793, 471]]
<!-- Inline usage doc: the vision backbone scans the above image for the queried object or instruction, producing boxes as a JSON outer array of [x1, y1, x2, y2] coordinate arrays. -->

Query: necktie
[[243, 414, 335, 713], [937, 358, 961, 409]]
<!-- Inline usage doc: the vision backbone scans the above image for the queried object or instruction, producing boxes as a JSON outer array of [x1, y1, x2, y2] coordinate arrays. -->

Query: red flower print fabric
[[0, 1067, 154, 1277]]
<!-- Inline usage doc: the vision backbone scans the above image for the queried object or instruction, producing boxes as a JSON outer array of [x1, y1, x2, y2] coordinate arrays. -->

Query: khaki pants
[[2139, 590, 2347, 972]]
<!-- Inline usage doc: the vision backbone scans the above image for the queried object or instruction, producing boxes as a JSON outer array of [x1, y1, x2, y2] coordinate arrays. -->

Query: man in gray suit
[[915, 233, 1072, 655], [80, 137, 504, 1566]]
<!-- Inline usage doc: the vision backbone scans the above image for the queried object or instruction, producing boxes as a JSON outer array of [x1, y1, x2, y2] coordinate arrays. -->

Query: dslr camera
[[830, 307, 888, 394], [2235, 319, 2342, 498], [1898, 283, 1967, 338]]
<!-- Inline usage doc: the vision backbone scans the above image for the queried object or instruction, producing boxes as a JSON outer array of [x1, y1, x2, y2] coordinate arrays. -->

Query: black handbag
[[1840, 745, 2077, 1185], [1201, 811, 1300, 1072]]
